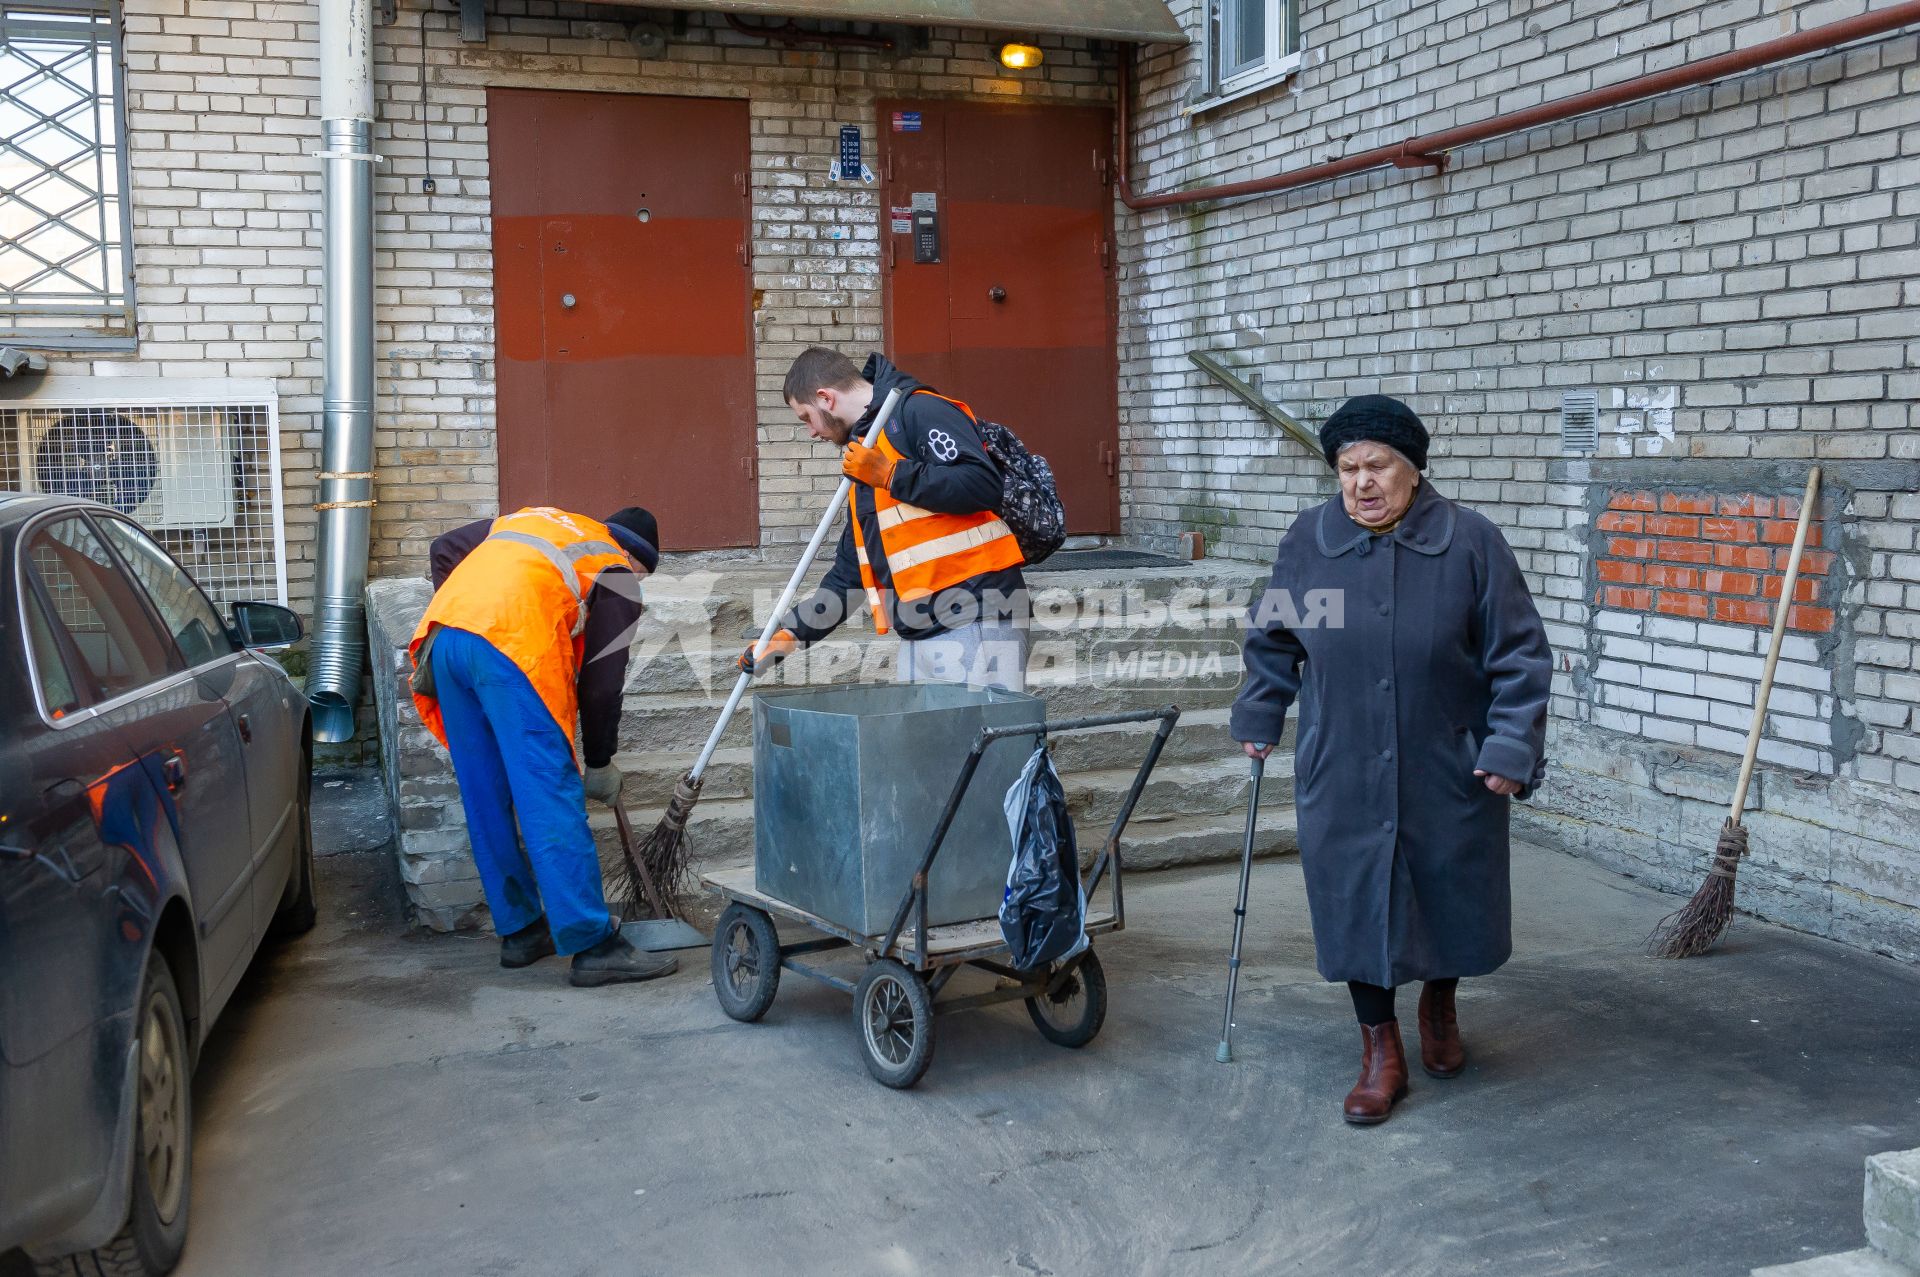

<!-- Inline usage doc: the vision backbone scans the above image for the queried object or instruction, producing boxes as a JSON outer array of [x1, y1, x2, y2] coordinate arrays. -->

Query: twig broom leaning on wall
[[620, 390, 907, 920], [1647, 466, 1822, 960]]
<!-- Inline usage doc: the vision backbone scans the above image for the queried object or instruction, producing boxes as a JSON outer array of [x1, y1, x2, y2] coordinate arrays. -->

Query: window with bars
[[0, 1, 135, 345], [1201, 0, 1303, 111]]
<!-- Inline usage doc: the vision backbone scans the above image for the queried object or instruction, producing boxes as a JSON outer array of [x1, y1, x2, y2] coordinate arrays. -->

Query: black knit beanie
[[1319, 395, 1430, 470], [605, 506, 660, 572]]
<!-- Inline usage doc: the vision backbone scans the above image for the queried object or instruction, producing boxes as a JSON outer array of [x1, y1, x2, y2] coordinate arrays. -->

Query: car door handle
[[237, 713, 252, 744], [162, 750, 188, 792], [44, 778, 84, 803]]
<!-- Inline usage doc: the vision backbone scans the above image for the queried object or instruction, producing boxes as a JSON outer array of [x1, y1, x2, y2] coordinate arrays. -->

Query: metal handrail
[[1188, 352, 1319, 454]]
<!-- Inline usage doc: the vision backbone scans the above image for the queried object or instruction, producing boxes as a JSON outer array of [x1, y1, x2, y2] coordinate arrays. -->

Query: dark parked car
[[0, 494, 314, 1275]]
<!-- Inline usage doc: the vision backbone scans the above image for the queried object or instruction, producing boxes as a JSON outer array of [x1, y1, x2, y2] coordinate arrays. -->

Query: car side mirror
[[231, 601, 304, 650]]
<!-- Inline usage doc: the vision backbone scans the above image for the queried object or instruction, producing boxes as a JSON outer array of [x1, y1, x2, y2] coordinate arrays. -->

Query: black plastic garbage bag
[[999, 745, 1087, 970]]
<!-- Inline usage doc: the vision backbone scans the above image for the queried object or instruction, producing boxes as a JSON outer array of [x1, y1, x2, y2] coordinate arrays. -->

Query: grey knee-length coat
[[1230, 480, 1552, 987]]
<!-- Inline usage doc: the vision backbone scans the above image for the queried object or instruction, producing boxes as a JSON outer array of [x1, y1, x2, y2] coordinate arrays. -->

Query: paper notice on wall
[[1610, 386, 1677, 456], [890, 206, 914, 233], [910, 191, 937, 212]]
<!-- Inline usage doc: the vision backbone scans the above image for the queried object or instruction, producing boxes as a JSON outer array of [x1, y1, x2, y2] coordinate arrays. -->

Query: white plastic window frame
[[1194, 0, 1303, 116]]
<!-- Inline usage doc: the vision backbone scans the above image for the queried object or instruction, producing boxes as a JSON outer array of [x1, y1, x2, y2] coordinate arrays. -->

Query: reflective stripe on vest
[[846, 390, 1023, 635], [407, 507, 634, 756], [487, 530, 625, 637]]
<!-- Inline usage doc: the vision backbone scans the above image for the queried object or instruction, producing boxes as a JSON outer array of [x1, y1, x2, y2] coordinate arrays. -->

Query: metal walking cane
[[1216, 747, 1266, 1064]]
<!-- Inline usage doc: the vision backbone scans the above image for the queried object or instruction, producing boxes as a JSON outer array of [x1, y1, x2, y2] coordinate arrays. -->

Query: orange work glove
[[841, 440, 896, 491], [738, 629, 799, 677]]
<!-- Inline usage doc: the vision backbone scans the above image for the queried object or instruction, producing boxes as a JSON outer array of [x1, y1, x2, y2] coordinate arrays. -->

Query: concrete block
[[1866, 1148, 1920, 1271]]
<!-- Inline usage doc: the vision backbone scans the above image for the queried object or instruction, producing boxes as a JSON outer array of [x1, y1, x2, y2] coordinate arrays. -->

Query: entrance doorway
[[878, 100, 1120, 535], [489, 89, 759, 549]]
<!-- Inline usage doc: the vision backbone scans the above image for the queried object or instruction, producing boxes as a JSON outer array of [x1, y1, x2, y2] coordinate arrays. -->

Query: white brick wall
[[23, 0, 1110, 599], [1117, 0, 1920, 956]]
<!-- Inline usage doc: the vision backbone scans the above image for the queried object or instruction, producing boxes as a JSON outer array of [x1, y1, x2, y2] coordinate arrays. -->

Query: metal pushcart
[[701, 704, 1182, 1088]]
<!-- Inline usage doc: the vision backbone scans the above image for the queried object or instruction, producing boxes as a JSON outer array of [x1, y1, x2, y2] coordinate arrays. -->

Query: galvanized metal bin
[[753, 682, 1045, 936]]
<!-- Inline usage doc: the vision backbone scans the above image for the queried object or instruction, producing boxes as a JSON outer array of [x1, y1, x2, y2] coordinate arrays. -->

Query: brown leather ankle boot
[[1342, 1020, 1409, 1126], [1417, 982, 1465, 1079]]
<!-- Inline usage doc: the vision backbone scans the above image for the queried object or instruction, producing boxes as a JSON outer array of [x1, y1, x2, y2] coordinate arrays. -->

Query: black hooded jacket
[[785, 354, 1026, 643]]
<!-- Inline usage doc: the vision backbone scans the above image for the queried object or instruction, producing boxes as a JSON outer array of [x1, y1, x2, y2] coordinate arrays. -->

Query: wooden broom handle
[[1728, 466, 1821, 824]]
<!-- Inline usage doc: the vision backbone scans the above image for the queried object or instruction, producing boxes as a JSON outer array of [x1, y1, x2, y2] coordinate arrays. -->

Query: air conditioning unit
[[14, 407, 235, 529], [0, 377, 287, 606]]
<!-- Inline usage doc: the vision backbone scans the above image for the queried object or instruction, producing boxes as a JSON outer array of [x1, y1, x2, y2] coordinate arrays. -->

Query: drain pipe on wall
[[1117, 0, 1920, 211], [307, 0, 377, 743]]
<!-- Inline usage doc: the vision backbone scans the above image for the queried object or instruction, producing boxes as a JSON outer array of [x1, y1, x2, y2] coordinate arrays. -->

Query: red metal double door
[[489, 91, 1119, 547], [880, 100, 1121, 535], [489, 88, 760, 549]]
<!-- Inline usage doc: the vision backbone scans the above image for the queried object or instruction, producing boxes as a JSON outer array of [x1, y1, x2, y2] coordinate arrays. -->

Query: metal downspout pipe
[[308, 0, 376, 743]]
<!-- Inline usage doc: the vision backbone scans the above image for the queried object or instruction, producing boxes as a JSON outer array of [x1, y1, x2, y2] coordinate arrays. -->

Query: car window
[[24, 517, 178, 701], [96, 517, 236, 668], [23, 586, 85, 718]]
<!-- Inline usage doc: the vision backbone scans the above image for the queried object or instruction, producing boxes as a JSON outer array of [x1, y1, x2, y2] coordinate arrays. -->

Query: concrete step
[[1868, 1150, 1920, 1271], [1750, 1148, 1920, 1277], [615, 678, 1245, 755], [593, 774, 1298, 900], [611, 743, 1294, 822], [618, 626, 1248, 698], [1752, 1251, 1915, 1277], [613, 707, 1295, 811]]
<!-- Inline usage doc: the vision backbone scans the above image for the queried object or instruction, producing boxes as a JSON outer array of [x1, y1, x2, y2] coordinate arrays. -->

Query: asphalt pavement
[[166, 832, 1920, 1276]]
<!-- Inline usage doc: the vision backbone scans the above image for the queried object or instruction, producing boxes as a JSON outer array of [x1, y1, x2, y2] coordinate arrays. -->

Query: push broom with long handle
[[1647, 466, 1822, 959], [621, 389, 906, 919]]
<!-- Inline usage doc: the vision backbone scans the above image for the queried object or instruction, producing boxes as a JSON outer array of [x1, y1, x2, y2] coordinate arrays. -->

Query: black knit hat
[[1319, 395, 1430, 471], [605, 506, 659, 572]]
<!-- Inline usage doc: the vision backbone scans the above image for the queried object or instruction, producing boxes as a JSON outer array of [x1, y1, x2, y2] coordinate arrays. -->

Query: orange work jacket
[[409, 507, 632, 757], [849, 390, 1024, 636]]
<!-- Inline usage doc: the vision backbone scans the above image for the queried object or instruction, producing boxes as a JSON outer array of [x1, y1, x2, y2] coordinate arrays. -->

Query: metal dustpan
[[611, 802, 708, 951], [618, 918, 708, 952]]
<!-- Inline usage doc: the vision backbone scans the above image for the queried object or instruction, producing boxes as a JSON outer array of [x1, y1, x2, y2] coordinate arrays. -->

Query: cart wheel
[[1025, 948, 1108, 1048], [853, 959, 935, 1089], [711, 903, 781, 1022]]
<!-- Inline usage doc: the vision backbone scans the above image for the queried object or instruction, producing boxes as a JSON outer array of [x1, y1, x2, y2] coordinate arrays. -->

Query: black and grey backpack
[[976, 419, 1067, 565]]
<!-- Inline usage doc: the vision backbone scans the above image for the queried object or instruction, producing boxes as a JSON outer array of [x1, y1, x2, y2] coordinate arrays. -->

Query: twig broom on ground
[[618, 390, 906, 919], [1646, 466, 1821, 959]]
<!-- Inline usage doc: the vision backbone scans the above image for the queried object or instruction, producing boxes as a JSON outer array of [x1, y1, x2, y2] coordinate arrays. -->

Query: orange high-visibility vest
[[849, 391, 1024, 636], [409, 507, 633, 758]]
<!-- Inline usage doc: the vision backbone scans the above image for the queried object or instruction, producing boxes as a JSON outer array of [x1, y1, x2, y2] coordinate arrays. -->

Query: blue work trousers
[[430, 626, 614, 954]]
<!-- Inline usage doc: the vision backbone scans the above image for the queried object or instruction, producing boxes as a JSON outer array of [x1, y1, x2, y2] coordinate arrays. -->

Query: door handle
[[162, 750, 188, 793], [560, 293, 577, 309], [44, 778, 84, 804], [988, 285, 1007, 303], [237, 713, 252, 744]]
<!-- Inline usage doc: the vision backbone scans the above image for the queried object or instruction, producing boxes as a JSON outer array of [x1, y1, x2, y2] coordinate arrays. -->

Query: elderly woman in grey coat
[[1231, 395, 1551, 1126]]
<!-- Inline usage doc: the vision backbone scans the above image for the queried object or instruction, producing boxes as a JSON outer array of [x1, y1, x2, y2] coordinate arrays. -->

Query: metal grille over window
[[1, 382, 288, 606], [1560, 390, 1599, 455], [0, 1, 135, 340]]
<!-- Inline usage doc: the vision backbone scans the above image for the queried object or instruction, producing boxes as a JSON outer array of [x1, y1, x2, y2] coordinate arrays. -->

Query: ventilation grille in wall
[[1560, 390, 1599, 454], [1, 378, 287, 605]]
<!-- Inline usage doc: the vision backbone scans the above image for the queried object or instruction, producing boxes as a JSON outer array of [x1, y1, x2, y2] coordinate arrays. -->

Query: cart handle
[[878, 704, 1183, 965]]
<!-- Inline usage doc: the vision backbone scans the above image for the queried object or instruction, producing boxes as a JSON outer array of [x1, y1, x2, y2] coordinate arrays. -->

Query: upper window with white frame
[[0, 1, 135, 347], [1202, 0, 1302, 110]]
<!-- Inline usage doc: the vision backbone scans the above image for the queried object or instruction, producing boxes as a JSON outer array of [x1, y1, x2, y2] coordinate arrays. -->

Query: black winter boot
[[500, 917, 557, 969], [569, 928, 679, 987]]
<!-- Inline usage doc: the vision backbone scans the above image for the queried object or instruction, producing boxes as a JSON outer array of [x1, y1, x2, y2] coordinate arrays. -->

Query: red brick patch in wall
[[1595, 490, 1832, 633]]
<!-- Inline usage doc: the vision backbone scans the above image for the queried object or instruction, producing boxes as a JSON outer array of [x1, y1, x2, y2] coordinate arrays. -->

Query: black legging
[[1348, 978, 1458, 1026]]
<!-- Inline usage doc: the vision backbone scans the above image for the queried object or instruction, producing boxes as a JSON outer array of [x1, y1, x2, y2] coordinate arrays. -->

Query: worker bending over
[[411, 505, 676, 987], [743, 348, 1028, 688]]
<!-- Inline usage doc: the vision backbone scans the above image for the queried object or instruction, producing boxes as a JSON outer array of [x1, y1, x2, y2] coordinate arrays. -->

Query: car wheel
[[269, 758, 316, 938], [38, 959, 193, 1276]]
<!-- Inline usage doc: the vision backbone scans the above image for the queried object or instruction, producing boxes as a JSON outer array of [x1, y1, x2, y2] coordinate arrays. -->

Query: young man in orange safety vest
[[740, 348, 1028, 687], [411, 505, 677, 987]]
